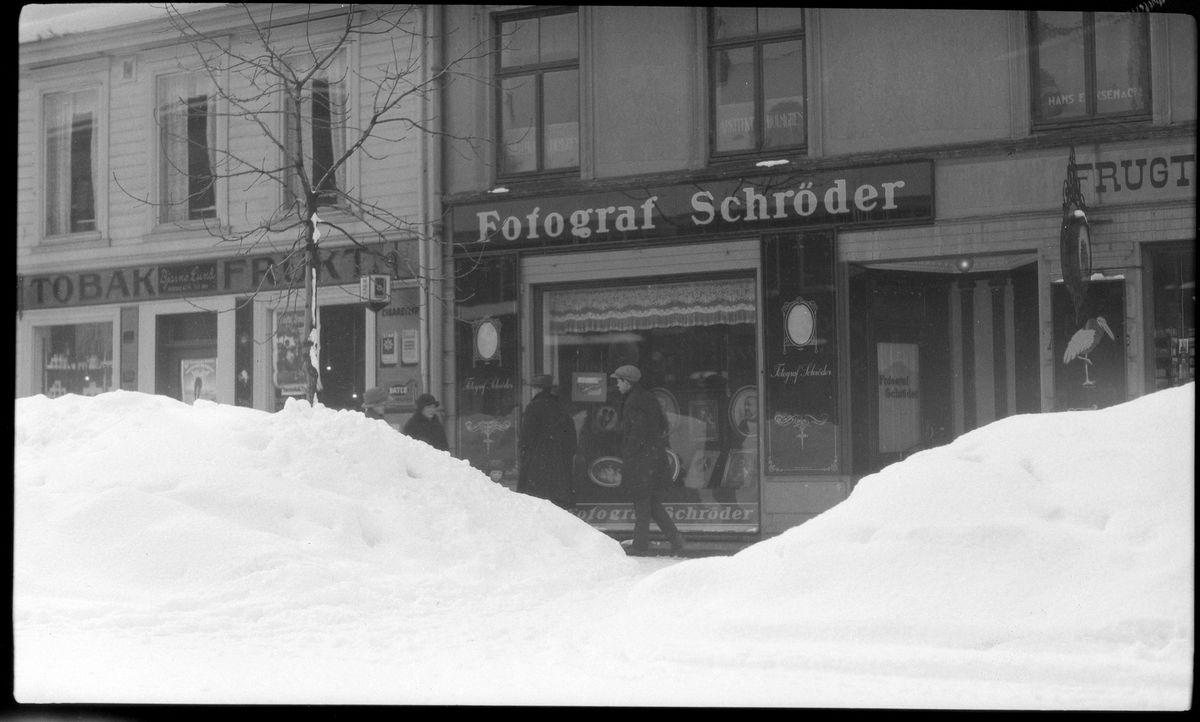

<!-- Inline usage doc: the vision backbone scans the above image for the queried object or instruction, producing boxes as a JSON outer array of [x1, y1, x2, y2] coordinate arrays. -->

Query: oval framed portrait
[[474, 318, 499, 361], [785, 300, 815, 348], [650, 387, 679, 430], [588, 456, 623, 488], [729, 385, 759, 437]]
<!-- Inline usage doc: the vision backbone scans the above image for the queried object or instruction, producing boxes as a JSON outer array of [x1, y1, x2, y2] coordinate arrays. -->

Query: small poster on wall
[[273, 309, 307, 396], [181, 358, 218, 404]]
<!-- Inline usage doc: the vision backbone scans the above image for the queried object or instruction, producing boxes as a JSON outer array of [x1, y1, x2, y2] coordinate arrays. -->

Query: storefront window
[[1149, 244, 1195, 390], [540, 275, 760, 533], [35, 321, 114, 397]]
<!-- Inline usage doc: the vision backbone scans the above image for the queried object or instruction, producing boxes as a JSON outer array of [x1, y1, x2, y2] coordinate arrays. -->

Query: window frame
[[281, 46, 355, 212], [493, 6, 581, 180], [1028, 10, 1152, 130], [707, 7, 808, 161], [39, 82, 106, 242], [154, 69, 220, 227]]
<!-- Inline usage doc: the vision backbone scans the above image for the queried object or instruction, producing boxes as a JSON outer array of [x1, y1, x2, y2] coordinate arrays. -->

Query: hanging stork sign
[[1059, 147, 1094, 326]]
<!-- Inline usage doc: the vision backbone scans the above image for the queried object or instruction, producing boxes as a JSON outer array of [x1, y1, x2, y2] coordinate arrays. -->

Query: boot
[[669, 531, 686, 555]]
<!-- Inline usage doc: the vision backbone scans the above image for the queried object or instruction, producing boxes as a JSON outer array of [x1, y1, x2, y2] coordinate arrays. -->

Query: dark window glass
[[762, 40, 805, 149], [186, 96, 216, 220], [311, 78, 339, 203], [1031, 11, 1150, 126], [543, 69, 580, 169], [500, 76, 538, 174], [710, 7, 806, 157], [496, 8, 579, 177], [69, 113, 96, 232]]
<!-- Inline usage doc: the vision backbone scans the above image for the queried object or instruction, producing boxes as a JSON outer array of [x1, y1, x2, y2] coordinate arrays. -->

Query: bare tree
[[126, 3, 489, 403]]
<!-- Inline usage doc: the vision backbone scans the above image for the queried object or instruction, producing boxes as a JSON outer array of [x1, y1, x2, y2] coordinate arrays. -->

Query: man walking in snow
[[518, 374, 577, 509], [611, 364, 685, 556]]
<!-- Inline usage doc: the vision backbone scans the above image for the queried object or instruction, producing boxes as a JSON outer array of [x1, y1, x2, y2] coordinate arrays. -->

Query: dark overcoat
[[403, 413, 449, 451], [519, 390, 577, 505], [618, 382, 670, 495]]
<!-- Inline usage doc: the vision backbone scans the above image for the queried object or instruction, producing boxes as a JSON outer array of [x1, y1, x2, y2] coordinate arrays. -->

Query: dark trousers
[[631, 489, 679, 549]]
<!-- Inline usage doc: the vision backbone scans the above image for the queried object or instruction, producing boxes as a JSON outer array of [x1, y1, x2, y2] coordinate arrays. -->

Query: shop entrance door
[[156, 311, 218, 403], [849, 267, 952, 475], [317, 304, 366, 411]]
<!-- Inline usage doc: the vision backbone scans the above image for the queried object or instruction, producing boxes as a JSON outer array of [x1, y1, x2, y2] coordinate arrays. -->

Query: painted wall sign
[[450, 161, 933, 250], [1073, 153, 1194, 199], [20, 239, 418, 310]]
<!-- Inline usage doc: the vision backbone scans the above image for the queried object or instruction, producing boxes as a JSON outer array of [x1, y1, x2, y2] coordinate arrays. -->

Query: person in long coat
[[612, 365, 685, 555], [518, 374, 577, 509], [402, 393, 449, 451]]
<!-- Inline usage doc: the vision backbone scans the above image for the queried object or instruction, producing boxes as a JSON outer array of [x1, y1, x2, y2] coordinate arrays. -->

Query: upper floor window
[[709, 7, 806, 157], [1030, 11, 1151, 127], [284, 50, 348, 208], [44, 88, 98, 236], [495, 8, 579, 177], [157, 72, 217, 223]]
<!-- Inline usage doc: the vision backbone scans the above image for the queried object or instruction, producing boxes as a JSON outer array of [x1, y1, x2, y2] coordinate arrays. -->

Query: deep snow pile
[[622, 385, 1194, 674], [13, 392, 633, 623], [12, 385, 1195, 708]]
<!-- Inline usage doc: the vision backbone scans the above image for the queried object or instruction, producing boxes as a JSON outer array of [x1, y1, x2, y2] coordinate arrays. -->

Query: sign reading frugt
[[452, 161, 933, 250]]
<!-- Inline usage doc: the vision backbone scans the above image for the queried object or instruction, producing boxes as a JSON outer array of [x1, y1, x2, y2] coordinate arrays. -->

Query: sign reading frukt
[[453, 161, 933, 249]]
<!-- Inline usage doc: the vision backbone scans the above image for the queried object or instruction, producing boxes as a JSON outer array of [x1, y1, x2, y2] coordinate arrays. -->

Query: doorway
[[849, 260, 1041, 477], [317, 304, 366, 411], [156, 311, 218, 402], [849, 267, 952, 475]]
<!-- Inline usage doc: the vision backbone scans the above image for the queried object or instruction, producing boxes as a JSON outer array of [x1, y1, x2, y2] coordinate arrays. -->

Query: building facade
[[437, 7, 1196, 542], [17, 4, 443, 428]]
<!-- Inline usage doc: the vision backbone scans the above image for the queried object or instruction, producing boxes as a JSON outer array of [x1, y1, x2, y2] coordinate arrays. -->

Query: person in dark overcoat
[[402, 393, 449, 451], [518, 374, 577, 509], [612, 364, 685, 556]]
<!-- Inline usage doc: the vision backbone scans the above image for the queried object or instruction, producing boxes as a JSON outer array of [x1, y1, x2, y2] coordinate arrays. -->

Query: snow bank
[[14, 391, 633, 625], [622, 385, 1194, 670]]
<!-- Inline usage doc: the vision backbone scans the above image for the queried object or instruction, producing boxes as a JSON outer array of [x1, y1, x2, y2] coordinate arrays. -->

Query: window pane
[[159, 74, 215, 222], [542, 278, 760, 524], [712, 7, 757, 40], [37, 321, 114, 397], [186, 96, 216, 219], [1032, 11, 1087, 123], [500, 17, 538, 67], [758, 7, 804, 33], [762, 40, 805, 148], [311, 78, 339, 201], [542, 69, 579, 169], [44, 89, 97, 235], [539, 12, 578, 63], [1094, 12, 1150, 115], [500, 75, 538, 174], [714, 46, 756, 152]]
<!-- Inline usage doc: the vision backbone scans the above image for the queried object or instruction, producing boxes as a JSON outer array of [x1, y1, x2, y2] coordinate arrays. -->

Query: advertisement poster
[[181, 358, 217, 404], [273, 309, 307, 396]]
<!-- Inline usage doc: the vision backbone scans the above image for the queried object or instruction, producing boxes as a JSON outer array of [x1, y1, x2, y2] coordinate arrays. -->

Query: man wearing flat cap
[[518, 374, 577, 509], [611, 364, 685, 556]]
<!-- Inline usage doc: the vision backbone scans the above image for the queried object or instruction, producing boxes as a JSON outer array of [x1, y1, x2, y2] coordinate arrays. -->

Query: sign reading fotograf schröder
[[451, 161, 933, 250]]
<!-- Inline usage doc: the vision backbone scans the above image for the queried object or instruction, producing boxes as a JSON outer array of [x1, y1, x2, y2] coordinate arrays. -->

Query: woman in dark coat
[[612, 365, 685, 555], [518, 375, 577, 509], [402, 393, 449, 451]]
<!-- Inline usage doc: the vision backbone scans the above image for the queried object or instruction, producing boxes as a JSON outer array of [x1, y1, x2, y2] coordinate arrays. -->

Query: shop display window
[[35, 321, 114, 398], [1150, 244, 1195, 390], [540, 275, 759, 532]]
